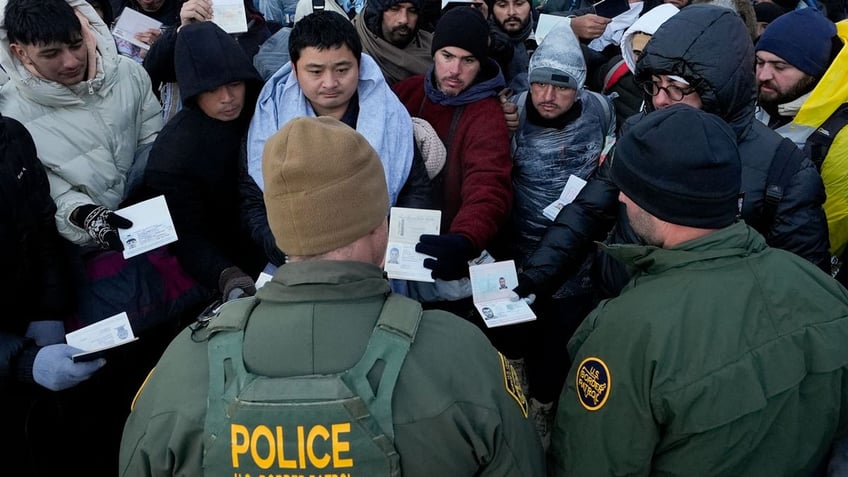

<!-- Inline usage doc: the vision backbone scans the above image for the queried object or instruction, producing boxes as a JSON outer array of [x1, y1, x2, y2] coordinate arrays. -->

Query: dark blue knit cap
[[610, 104, 741, 228], [755, 9, 836, 78]]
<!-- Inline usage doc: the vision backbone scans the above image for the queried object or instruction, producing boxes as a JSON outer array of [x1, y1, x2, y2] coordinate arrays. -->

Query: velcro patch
[[576, 357, 610, 411], [499, 353, 528, 417]]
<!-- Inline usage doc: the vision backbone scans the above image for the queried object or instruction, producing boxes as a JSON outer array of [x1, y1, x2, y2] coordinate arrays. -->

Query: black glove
[[512, 273, 537, 305], [70, 204, 133, 251], [218, 266, 257, 302], [415, 233, 476, 280], [513, 273, 536, 299]]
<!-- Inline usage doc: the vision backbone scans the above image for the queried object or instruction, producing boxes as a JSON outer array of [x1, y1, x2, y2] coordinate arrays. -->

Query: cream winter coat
[[0, 0, 163, 245]]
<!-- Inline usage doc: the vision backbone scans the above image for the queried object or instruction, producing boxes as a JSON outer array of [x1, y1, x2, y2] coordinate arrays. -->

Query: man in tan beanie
[[119, 116, 545, 477]]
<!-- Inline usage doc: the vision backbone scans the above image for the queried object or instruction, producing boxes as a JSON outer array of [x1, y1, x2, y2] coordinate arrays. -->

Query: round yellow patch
[[575, 357, 611, 411]]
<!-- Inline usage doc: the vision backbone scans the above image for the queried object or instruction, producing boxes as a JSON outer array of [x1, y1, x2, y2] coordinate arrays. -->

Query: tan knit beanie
[[262, 116, 389, 256]]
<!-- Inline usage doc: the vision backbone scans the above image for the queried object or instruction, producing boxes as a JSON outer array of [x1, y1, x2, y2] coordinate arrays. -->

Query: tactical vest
[[200, 294, 422, 477]]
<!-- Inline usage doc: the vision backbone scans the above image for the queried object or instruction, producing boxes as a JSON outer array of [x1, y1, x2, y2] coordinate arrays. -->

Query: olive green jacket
[[551, 222, 848, 476], [120, 260, 544, 476]]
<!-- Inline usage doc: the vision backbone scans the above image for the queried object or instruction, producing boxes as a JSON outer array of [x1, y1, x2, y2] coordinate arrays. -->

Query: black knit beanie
[[610, 104, 741, 228], [431, 7, 489, 60]]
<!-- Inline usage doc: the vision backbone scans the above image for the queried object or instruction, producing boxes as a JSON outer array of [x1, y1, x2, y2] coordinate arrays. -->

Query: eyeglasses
[[640, 81, 698, 101]]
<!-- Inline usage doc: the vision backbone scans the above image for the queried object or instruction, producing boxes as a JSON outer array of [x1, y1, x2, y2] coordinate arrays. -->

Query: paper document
[[384, 207, 441, 282], [66, 312, 138, 362], [535, 13, 571, 43], [212, 0, 248, 33], [117, 195, 179, 259], [543, 174, 588, 221], [470, 260, 536, 328], [112, 8, 162, 50], [255, 271, 273, 289]]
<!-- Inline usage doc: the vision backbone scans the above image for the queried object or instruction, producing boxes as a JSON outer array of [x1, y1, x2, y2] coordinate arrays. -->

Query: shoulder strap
[[803, 102, 848, 172], [203, 297, 260, 452], [312, 0, 325, 11], [602, 59, 629, 93], [344, 294, 422, 440], [587, 90, 614, 137], [204, 293, 422, 449], [511, 91, 528, 152], [761, 137, 803, 232]]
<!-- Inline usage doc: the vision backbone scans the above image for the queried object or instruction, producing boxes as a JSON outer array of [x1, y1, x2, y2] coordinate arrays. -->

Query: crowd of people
[[2, 0, 848, 474]]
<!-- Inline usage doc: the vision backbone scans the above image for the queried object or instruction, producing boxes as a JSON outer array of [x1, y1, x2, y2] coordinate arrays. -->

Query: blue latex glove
[[415, 233, 476, 280], [25, 320, 66, 346], [33, 344, 106, 391]]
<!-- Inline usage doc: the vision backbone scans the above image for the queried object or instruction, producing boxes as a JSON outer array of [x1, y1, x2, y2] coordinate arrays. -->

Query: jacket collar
[[599, 221, 766, 275], [258, 260, 391, 303]]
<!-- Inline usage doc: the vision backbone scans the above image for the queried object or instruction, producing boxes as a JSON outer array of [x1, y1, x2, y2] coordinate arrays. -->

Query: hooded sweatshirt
[[141, 22, 266, 290]]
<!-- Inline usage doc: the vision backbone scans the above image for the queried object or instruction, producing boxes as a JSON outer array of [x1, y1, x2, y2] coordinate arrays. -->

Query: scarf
[[423, 60, 506, 106], [354, 11, 433, 85], [247, 53, 413, 206]]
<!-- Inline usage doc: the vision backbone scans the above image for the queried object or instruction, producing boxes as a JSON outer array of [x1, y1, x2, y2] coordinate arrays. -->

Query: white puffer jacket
[[0, 0, 163, 244]]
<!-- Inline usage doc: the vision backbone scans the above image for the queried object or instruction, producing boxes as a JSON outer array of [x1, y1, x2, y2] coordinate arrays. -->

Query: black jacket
[[143, 2, 270, 97], [520, 5, 830, 298], [0, 115, 75, 387], [140, 22, 267, 291]]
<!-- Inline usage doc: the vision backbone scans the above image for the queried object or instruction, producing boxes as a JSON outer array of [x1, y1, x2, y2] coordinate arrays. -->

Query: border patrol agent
[[119, 116, 545, 476], [550, 104, 848, 476]]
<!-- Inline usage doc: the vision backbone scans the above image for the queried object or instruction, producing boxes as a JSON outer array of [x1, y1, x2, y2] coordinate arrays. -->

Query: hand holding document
[[384, 207, 441, 282], [212, 0, 248, 33], [542, 174, 589, 221], [66, 312, 138, 362], [112, 8, 162, 50], [470, 260, 536, 328], [535, 13, 572, 43], [116, 195, 179, 259]]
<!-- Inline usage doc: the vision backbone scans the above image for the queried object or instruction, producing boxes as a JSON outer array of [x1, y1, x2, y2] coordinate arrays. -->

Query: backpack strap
[[761, 137, 804, 232], [586, 90, 614, 138], [602, 59, 629, 93], [510, 91, 528, 153], [344, 294, 422, 441], [312, 0, 325, 11], [203, 297, 260, 455], [803, 102, 848, 172]]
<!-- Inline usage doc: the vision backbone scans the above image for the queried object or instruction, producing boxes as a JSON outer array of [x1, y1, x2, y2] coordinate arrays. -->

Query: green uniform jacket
[[550, 222, 848, 476], [119, 260, 544, 476]]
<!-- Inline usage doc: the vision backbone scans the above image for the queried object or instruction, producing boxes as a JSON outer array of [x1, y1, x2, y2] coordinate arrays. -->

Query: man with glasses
[[513, 5, 829, 308]]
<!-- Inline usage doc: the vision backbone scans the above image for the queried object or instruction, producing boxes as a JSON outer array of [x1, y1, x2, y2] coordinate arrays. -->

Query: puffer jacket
[[0, 0, 163, 246], [520, 5, 830, 297]]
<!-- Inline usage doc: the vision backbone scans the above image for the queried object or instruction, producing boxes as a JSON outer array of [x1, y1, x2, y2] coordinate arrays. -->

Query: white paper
[[535, 14, 572, 44], [542, 174, 588, 221], [112, 8, 162, 50], [117, 195, 179, 259], [212, 0, 248, 33], [255, 271, 273, 289], [66, 312, 138, 361], [384, 207, 441, 282], [469, 260, 536, 328]]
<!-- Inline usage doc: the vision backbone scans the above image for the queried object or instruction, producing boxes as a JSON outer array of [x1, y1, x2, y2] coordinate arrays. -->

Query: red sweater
[[393, 75, 513, 252]]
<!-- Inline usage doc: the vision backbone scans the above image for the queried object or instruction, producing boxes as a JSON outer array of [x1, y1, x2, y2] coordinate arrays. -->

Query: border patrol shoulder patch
[[498, 353, 528, 417], [576, 357, 611, 411]]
